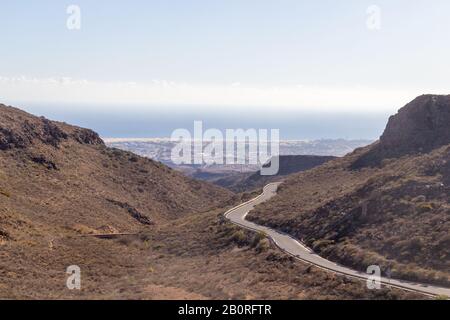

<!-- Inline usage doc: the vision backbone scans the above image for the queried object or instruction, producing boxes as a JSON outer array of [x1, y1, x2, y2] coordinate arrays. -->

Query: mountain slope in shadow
[[213, 155, 336, 192]]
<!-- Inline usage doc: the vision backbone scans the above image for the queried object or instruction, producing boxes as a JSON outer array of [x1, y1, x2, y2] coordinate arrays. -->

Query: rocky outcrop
[[72, 128, 104, 145], [106, 199, 153, 225], [0, 104, 104, 150], [352, 95, 450, 168], [0, 127, 29, 150]]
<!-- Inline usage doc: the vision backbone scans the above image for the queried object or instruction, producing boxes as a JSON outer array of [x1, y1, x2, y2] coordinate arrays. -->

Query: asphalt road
[[225, 183, 450, 298]]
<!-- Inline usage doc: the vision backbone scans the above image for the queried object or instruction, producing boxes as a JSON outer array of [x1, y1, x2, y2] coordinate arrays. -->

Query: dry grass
[[248, 144, 450, 286], [0, 103, 429, 299]]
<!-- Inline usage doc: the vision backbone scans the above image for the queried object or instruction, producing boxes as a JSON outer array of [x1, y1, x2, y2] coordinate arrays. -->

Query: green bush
[[251, 231, 267, 248], [231, 230, 247, 245], [417, 203, 434, 213], [256, 238, 271, 253], [312, 239, 334, 252]]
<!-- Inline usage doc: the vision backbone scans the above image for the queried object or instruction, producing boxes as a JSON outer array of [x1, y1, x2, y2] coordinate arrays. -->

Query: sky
[[1, 1, 449, 137]]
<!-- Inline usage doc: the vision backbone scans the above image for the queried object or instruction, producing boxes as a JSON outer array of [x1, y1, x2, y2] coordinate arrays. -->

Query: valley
[[2, 0, 449, 304], [0, 101, 430, 300], [247, 95, 450, 289]]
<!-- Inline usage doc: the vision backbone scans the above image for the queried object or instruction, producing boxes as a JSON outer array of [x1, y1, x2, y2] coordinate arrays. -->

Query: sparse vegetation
[[0, 101, 443, 300], [251, 231, 267, 248], [248, 95, 450, 288], [230, 230, 247, 245], [0, 188, 11, 197], [255, 238, 271, 253]]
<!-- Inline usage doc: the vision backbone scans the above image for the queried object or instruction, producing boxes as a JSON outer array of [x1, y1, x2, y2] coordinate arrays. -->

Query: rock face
[[352, 95, 450, 168], [381, 95, 450, 153]]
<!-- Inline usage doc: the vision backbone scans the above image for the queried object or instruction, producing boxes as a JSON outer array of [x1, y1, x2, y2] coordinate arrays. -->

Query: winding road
[[224, 183, 450, 298]]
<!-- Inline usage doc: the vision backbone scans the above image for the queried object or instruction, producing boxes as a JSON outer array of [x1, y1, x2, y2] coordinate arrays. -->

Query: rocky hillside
[[0, 104, 233, 226], [248, 95, 450, 287], [0, 103, 236, 296], [0, 104, 419, 300]]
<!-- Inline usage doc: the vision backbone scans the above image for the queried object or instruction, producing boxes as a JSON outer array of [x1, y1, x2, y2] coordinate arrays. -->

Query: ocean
[[13, 103, 390, 140]]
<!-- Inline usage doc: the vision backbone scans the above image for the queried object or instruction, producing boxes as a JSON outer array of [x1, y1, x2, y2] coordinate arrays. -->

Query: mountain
[[212, 155, 336, 192], [247, 95, 450, 287], [352, 95, 450, 168], [0, 104, 233, 224], [0, 103, 418, 299], [0, 103, 234, 297]]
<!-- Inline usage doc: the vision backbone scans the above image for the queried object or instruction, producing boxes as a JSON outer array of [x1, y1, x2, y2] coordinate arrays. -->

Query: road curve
[[224, 183, 450, 298]]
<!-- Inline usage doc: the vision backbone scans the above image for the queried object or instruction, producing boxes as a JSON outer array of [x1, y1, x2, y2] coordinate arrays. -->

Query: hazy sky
[[1, 0, 449, 114]]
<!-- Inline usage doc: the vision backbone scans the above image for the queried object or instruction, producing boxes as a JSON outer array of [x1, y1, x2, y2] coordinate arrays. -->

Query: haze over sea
[[16, 103, 388, 141]]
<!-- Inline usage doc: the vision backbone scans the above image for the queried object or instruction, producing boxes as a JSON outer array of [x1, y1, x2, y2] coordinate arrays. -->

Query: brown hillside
[[0, 104, 420, 299], [0, 103, 233, 228], [248, 95, 450, 287]]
